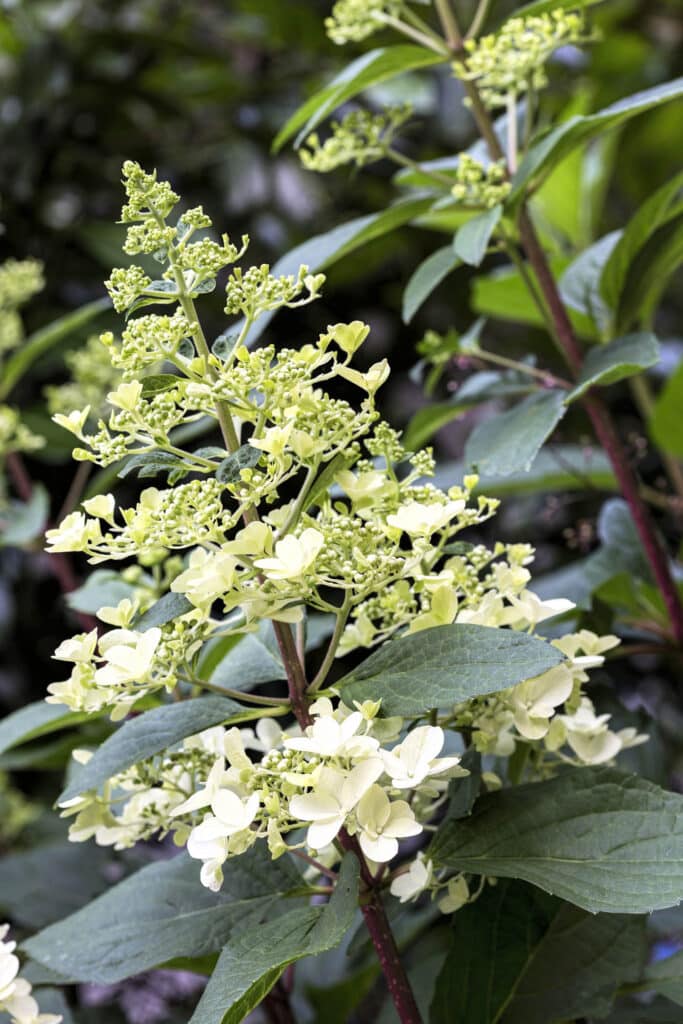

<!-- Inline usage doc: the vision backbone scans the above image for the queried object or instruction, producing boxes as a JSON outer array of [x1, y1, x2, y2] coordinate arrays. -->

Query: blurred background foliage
[[0, 0, 682, 1021]]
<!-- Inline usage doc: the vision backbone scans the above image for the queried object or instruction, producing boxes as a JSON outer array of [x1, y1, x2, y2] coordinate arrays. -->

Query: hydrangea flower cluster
[[300, 106, 411, 174], [0, 925, 61, 1024], [451, 154, 511, 209], [325, 0, 407, 45], [0, 259, 46, 466], [45, 334, 122, 422], [453, 10, 587, 109], [45, 162, 645, 912]]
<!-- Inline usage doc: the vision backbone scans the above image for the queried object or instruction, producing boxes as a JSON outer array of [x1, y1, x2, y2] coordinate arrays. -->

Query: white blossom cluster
[[0, 925, 61, 1024]]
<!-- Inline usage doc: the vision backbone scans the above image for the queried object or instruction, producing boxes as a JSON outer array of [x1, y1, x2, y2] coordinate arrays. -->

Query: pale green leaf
[[59, 696, 245, 802], [402, 246, 460, 323], [338, 624, 563, 716], [23, 848, 301, 984], [190, 854, 360, 1024], [453, 205, 503, 267], [464, 390, 567, 477], [568, 332, 660, 402], [430, 767, 683, 914]]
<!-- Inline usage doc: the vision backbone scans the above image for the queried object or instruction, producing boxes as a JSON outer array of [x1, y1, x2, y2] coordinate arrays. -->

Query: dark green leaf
[[430, 767, 683, 914], [644, 951, 683, 1006], [568, 332, 660, 402], [650, 361, 683, 458], [140, 373, 182, 396], [190, 854, 360, 1024], [0, 701, 88, 758], [23, 847, 300, 984], [0, 485, 49, 547], [512, 78, 683, 199], [0, 841, 113, 929], [402, 246, 460, 323], [59, 696, 244, 802], [216, 444, 262, 483], [338, 624, 563, 717], [616, 212, 683, 332], [601, 171, 683, 313], [273, 46, 444, 151], [118, 451, 186, 481], [453, 205, 503, 267], [444, 749, 481, 822], [134, 591, 194, 629], [207, 622, 286, 690], [464, 390, 567, 477], [0, 297, 110, 401], [431, 880, 645, 1024]]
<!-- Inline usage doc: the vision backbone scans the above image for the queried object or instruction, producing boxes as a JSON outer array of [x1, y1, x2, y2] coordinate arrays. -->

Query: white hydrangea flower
[[94, 627, 161, 688], [386, 499, 466, 537], [438, 875, 470, 915], [390, 853, 433, 903], [381, 726, 462, 789], [354, 784, 421, 862], [0, 924, 62, 1024], [284, 709, 379, 759], [255, 528, 324, 580], [510, 664, 574, 741], [171, 548, 238, 608], [289, 761, 383, 850]]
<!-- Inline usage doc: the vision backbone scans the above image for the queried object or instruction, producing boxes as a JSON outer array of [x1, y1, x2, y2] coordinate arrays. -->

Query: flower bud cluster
[[0, 258, 44, 357], [325, 0, 405, 45], [0, 924, 61, 1024], [454, 10, 587, 109], [300, 106, 411, 174], [45, 335, 123, 420], [451, 154, 510, 209], [0, 405, 44, 461]]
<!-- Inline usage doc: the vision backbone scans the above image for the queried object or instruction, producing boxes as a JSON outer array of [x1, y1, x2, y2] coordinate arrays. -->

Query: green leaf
[[567, 332, 660, 402], [190, 854, 360, 1024], [118, 450, 186, 481], [453, 205, 503, 267], [559, 231, 620, 334], [0, 296, 110, 401], [134, 591, 194, 630], [216, 444, 262, 483], [601, 171, 683, 313], [512, 78, 683, 200], [23, 847, 301, 984], [140, 373, 182, 396], [59, 696, 244, 802], [434, 444, 617, 497], [431, 880, 645, 1024], [402, 401, 472, 451], [337, 624, 563, 717], [66, 569, 136, 614], [644, 951, 683, 1006], [650, 361, 683, 458], [616, 211, 683, 332], [0, 485, 49, 547], [207, 622, 286, 690], [0, 841, 113, 929], [273, 46, 443, 152], [430, 767, 683, 914], [464, 390, 567, 477], [402, 246, 460, 323], [513, 0, 605, 15], [0, 701, 88, 758], [243, 197, 434, 346]]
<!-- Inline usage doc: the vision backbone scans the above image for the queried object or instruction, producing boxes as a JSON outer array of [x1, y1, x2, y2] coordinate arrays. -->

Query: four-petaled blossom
[[94, 627, 161, 687], [382, 726, 462, 789], [289, 761, 383, 850], [255, 528, 324, 581], [285, 710, 379, 759], [387, 500, 465, 537], [187, 789, 260, 891], [390, 853, 433, 903], [354, 785, 422, 862]]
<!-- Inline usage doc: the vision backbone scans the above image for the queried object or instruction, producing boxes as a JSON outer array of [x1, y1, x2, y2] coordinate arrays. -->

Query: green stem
[[386, 147, 454, 188], [466, 0, 492, 39], [309, 598, 352, 692], [433, 0, 462, 48], [376, 11, 449, 54]]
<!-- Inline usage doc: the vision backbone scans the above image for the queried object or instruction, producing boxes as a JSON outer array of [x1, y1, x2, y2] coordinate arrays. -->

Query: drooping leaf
[[644, 951, 683, 1006], [0, 701, 88, 758], [273, 46, 444, 151], [190, 854, 360, 1024], [59, 696, 245, 802], [431, 880, 646, 1024], [601, 170, 683, 313], [567, 332, 660, 402], [134, 591, 194, 630], [0, 485, 49, 547], [430, 767, 683, 914], [216, 444, 262, 483], [559, 231, 620, 334], [0, 297, 110, 401], [511, 78, 683, 199], [464, 390, 567, 477], [402, 246, 460, 323], [23, 847, 301, 984], [650, 361, 683, 458], [453, 205, 503, 267], [0, 841, 113, 929], [338, 624, 563, 717]]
